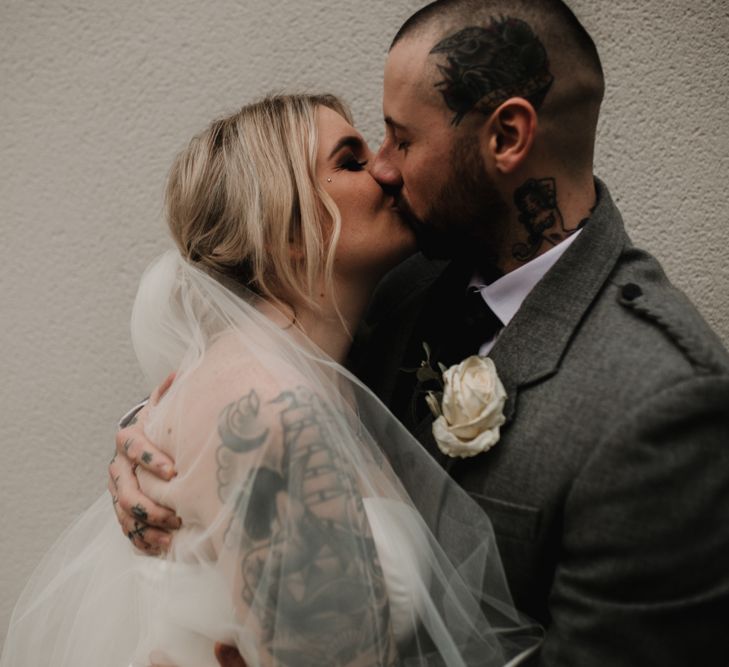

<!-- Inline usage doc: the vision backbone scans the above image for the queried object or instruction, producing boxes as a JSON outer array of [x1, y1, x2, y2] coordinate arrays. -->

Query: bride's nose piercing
[[327, 177, 332, 183]]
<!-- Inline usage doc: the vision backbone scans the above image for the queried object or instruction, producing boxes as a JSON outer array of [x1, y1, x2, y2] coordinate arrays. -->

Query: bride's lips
[[389, 200, 403, 218], [390, 196, 420, 230]]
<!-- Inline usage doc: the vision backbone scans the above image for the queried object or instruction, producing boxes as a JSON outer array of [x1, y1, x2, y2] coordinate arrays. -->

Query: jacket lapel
[[404, 179, 629, 452], [489, 179, 630, 424], [388, 260, 475, 457]]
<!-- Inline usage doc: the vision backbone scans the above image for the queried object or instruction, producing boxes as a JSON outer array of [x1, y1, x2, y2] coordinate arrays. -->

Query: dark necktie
[[459, 288, 503, 358]]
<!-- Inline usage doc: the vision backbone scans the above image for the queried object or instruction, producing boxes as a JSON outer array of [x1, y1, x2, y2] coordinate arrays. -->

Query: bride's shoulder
[[203, 333, 313, 396], [167, 333, 325, 447]]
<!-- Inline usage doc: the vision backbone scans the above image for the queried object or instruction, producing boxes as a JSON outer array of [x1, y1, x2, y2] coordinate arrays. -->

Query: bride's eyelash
[[336, 155, 368, 172]]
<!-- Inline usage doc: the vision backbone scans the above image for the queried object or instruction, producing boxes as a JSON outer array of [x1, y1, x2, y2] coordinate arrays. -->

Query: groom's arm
[[541, 374, 729, 666]]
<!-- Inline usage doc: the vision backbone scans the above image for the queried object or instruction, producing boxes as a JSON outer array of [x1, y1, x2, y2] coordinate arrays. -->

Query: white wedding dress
[[1, 252, 540, 666]]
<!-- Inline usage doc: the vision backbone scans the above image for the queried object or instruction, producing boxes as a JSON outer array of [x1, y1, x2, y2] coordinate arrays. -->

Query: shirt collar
[[469, 230, 583, 327]]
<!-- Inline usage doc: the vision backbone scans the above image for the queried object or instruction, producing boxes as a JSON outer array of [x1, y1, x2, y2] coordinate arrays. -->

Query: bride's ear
[[214, 642, 247, 667]]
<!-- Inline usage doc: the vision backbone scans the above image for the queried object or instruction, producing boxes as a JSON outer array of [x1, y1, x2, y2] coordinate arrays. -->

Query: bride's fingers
[[115, 423, 175, 479], [109, 452, 181, 532]]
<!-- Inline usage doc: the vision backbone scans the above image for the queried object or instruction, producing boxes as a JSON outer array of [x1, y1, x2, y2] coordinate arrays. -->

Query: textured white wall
[[1, 0, 727, 647]]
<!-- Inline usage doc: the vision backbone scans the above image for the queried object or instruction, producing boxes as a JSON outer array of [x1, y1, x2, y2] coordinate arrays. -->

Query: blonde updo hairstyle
[[165, 93, 352, 311]]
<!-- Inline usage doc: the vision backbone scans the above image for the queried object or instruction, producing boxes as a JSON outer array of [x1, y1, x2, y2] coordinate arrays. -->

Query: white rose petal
[[432, 356, 506, 458], [425, 391, 442, 418], [432, 416, 501, 458]]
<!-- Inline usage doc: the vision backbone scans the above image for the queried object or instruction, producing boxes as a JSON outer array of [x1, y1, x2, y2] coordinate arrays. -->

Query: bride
[[1, 94, 540, 666]]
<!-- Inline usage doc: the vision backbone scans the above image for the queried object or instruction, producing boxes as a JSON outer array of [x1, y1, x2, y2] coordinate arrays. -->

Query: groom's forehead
[[384, 37, 438, 106]]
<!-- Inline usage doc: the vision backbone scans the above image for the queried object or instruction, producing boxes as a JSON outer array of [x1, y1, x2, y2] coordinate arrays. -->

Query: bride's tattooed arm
[[215, 386, 397, 667]]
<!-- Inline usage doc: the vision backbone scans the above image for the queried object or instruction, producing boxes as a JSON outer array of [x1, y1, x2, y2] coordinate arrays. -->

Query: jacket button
[[621, 283, 643, 301]]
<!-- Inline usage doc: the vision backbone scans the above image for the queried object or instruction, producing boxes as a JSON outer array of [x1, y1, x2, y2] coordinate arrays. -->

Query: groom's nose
[[369, 147, 403, 195]]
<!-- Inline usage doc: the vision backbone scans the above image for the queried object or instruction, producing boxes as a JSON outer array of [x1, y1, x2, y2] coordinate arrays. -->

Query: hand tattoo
[[131, 503, 148, 522], [127, 521, 147, 543]]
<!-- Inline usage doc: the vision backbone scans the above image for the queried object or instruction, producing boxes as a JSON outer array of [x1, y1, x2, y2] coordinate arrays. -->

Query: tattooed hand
[[215, 642, 248, 667], [109, 372, 181, 553]]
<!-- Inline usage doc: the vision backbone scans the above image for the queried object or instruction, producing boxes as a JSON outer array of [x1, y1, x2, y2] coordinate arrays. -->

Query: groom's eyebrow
[[384, 116, 408, 133], [328, 136, 364, 159]]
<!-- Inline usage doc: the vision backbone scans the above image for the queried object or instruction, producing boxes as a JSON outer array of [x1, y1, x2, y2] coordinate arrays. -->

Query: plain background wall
[[1, 0, 727, 647]]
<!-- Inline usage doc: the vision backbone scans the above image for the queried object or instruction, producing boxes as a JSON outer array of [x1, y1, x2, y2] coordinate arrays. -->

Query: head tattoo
[[430, 17, 554, 126]]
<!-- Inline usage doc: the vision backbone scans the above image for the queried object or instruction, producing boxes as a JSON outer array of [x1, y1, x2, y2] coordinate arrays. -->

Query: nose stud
[[327, 177, 332, 183]]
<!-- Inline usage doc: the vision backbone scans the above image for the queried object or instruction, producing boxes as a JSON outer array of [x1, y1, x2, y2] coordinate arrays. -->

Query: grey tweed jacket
[[352, 180, 729, 666]]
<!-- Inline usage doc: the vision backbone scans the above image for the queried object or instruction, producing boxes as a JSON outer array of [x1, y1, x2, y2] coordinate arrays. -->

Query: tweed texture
[[355, 180, 729, 666]]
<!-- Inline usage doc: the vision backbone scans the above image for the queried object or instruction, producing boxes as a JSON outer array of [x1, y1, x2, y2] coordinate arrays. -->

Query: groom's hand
[[109, 373, 181, 553], [215, 643, 247, 667]]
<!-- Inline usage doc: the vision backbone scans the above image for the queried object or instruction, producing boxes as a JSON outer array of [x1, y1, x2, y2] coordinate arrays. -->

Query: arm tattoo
[[216, 390, 271, 502], [512, 177, 586, 261], [216, 387, 395, 666], [430, 18, 553, 126]]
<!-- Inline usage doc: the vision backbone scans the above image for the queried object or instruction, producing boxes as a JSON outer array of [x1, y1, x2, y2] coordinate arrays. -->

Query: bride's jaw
[[289, 272, 376, 365], [266, 105, 418, 363], [298, 215, 419, 363]]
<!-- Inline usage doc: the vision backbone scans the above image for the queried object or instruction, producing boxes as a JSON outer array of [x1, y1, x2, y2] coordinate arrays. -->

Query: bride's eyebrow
[[327, 135, 364, 159]]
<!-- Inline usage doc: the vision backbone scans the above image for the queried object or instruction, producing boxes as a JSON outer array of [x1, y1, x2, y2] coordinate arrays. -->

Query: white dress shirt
[[470, 231, 582, 356]]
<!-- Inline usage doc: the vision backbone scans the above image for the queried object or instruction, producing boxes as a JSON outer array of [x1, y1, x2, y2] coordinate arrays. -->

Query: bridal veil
[[1, 251, 540, 666]]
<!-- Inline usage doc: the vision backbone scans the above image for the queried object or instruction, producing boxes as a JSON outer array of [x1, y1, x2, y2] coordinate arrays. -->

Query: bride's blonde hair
[[165, 93, 351, 310]]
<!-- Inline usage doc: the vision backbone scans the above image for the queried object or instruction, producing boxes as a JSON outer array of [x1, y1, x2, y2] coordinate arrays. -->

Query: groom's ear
[[481, 98, 538, 175], [214, 642, 247, 667]]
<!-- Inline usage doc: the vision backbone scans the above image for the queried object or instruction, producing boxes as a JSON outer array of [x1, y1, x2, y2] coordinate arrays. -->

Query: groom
[[112, 1, 729, 665], [351, 0, 729, 665]]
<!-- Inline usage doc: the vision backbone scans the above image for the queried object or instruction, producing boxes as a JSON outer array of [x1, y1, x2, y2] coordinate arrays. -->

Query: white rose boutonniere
[[428, 355, 507, 458]]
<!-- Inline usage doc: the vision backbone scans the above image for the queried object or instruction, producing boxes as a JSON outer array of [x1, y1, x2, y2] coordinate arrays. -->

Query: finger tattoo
[[131, 503, 149, 522], [127, 521, 147, 542]]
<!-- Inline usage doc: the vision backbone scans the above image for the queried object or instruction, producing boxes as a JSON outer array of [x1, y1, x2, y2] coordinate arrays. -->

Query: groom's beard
[[397, 137, 508, 267]]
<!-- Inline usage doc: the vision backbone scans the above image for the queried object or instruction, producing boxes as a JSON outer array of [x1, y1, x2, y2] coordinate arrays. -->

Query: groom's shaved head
[[390, 0, 604, 174]]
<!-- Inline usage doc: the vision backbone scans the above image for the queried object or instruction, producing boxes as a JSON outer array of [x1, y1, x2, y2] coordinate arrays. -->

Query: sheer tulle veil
[[1, 251, 541, 666]]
